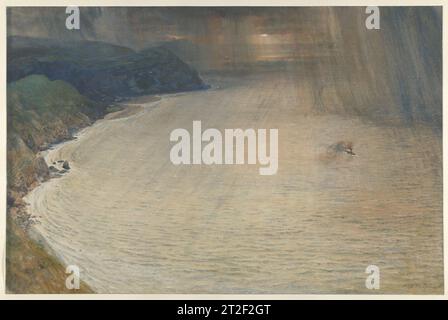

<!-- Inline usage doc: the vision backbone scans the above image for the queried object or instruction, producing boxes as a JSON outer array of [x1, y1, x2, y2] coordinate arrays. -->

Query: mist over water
[[13, 7, 443, 293]]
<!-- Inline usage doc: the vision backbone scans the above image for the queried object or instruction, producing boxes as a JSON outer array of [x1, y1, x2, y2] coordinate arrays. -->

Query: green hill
[[7, 75, 104, 192]]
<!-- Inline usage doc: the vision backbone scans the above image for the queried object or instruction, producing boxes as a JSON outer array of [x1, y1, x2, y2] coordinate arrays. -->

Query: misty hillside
[[8, 36, 207, 102]]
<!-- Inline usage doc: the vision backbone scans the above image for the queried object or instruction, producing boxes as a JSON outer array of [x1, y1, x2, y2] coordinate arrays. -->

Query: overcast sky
[[7, 7, 441, 73]]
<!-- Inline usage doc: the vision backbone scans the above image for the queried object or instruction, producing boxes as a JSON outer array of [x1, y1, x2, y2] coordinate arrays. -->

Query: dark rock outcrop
[[62, 161, 70, 170]]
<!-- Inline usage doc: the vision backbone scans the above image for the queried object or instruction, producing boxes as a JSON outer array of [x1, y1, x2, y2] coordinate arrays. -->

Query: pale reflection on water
[[26, 72, 443, 293]]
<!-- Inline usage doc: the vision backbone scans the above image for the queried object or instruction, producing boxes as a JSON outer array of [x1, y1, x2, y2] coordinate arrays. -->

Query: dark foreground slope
[[8, 36, 207, 102], [6, 215, 93, 293]]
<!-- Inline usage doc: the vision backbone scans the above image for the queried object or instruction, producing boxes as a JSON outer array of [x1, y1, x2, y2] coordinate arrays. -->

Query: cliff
[[7, 75, 102, 193]]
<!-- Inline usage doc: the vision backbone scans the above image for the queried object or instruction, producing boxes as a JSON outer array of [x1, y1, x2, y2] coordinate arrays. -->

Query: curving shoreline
[[19, 73, 443, 294], [7, 95, 162, 293]]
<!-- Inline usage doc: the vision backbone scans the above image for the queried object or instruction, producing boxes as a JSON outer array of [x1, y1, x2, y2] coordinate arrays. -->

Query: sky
[[7, 7, 348, 70]]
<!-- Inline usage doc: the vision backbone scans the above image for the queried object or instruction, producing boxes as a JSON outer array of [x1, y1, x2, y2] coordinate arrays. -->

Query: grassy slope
[[7, 216, 93, 293], [8, 75, 102, 150]]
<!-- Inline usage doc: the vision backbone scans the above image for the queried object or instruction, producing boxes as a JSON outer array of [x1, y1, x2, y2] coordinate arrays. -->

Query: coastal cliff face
[[7, 75, 100, 194], [6, 75, 102, 293], [6, 37, 206, 293]]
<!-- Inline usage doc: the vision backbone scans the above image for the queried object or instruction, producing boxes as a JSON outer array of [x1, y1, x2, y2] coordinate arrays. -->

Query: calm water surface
[[26, 72, 443, 293]]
